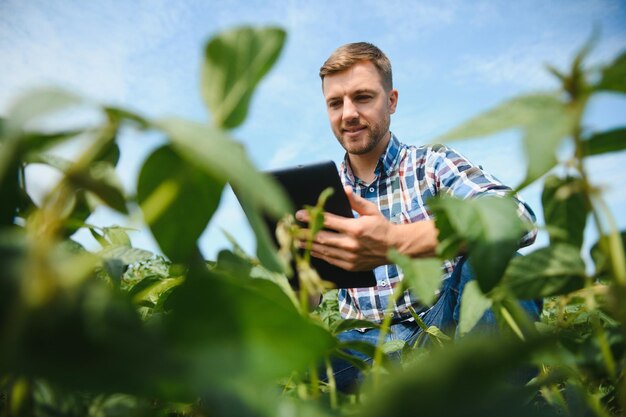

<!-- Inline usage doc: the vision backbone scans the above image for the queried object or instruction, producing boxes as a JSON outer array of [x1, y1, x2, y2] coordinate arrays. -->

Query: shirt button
[[380, 281, 387, 286], [369, 187, 375, 192]]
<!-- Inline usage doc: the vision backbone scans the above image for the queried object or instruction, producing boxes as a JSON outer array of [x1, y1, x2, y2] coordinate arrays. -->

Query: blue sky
[[1, 0, 625, 260]]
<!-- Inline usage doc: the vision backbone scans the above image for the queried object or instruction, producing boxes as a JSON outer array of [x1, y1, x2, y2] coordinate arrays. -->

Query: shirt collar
[[341, 132, 402, 185]]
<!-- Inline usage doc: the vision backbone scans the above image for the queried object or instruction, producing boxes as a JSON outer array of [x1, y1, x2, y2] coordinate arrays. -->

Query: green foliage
[[202, 26, 286, 129], [501, 245, 586, 299], [436, 94, 575, 189], [596, 50, 626, 94], [429, 195, 528, 292], [541, 175, 588, 248], [137, 145, 224, 263], [458, 280, 492, 336], [583, 127, 626, 157], [387, 249, 441, 306], [0, 25, 625, 417]]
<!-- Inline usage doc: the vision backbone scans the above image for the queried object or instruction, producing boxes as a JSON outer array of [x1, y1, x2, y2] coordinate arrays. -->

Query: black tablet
[[266, 161, 376, 289]]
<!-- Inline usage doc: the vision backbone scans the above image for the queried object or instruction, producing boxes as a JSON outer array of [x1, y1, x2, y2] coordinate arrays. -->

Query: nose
[[342, 98, 359, 122]]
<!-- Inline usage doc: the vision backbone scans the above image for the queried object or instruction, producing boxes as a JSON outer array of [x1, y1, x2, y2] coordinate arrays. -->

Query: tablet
[[266, 161, 376, 289]]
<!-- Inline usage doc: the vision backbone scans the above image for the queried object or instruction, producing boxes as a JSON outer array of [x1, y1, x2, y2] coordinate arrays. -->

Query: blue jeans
[[328, 257, 542, 392]]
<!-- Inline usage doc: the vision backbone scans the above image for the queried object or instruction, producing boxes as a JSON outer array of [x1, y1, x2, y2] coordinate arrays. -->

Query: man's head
[[319, 43, 397, 157], [319, 42, 393, 92]]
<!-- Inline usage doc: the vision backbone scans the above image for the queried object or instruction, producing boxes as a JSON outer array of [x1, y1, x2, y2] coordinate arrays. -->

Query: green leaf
[[4, 87, 84, 138], [430, 196, 528, 292], [541, 175, 589, 248], [590, 230, 626, 278], [387, 249, 442, 306], [236, 191, 285, 273], [0, 156, 19, 226], [129, 276, 184, 308], [424, 326, 452, 346], [99, 246, 154, 266], [102, 227, 133, 248], [382, 339, 406, 354], [137, 145, 224, 263], [0, 237, 181, 398], [596, 50, 626, 94], [501, 244, 585, 299], [104, 106, 150, 130], [202, 26, 286, 129], [165, 269, 334, 385], [214, 249, 253, 279], [0, 88, 82, 195], [89, 227, 109, 248], [66, 161, 128, 214], [583, 127, 626, 156], [362, 335, 557, 417], [155, 117, 290, 219], [435, 94, 574, 189], [93, 141, 121, 166], [458, 280, 493, 336], [26, 152, 72, 172], [332, 319, 379, 335]]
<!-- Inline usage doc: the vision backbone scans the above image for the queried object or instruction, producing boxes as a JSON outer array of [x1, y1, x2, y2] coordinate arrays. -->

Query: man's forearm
[[387, 219, 439, 259]]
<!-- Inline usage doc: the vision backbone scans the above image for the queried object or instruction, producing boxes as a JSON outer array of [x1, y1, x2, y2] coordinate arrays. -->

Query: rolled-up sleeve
[[428, 144, 537, 248]]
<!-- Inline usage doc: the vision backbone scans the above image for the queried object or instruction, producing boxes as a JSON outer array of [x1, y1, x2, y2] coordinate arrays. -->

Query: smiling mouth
[[342, 126, 367, 135]]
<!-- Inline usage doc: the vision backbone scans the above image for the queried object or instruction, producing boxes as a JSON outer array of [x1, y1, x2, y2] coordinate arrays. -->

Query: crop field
[[0, 26, 625, 417]]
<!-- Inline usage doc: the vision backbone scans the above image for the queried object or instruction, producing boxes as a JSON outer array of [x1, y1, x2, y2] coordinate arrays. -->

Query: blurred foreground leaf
[[436, 94, 574, 189], [596, 50, 626, 94], [583, 127, 626, 156], [3, 87, 84, 138], [202, 26, 286, 129], [0, 273, 180, 398], [165, 269, 334, 387], [362, 335, 558, 417], [155, 117, 290, 219], [138, 145, 223, 263]]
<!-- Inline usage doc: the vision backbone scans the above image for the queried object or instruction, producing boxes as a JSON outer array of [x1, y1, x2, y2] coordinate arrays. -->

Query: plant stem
[[325, 357, 337, 409], [499, 305, 525, 341], [570, 91, 626, 287], [371, 286, 403, 390], [591, 194, 626, 286], [309, 363, 319, 399]]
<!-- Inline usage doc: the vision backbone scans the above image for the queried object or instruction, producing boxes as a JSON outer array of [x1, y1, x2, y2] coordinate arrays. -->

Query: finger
[[297, 229, 349, 251], [312, 229, 355, 250], [344, 185, 379, 216], [309, 245, 354, 271], [296, 208, 355, 234], [317, 212, 356, 234], [295, 210, 310, 223]]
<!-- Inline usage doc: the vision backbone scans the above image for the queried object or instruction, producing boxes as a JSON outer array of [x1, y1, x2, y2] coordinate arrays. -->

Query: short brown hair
[[319, 42, 393, 91]]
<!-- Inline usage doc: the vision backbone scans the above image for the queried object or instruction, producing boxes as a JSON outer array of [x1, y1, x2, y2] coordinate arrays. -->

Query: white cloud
[[0, 0, 196, 113]]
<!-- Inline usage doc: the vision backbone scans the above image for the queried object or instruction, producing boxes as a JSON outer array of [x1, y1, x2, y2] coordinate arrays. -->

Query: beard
[[335, 114, 390, 155]]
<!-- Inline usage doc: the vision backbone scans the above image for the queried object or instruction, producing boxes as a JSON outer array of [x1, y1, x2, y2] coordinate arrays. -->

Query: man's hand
[[296, 186, 439, 271]]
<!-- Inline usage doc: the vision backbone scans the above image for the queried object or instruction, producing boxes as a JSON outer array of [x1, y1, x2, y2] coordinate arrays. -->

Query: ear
[[388, 89, 398, 114]]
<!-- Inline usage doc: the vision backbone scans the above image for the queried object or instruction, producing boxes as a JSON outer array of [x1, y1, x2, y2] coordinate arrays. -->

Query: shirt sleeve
[[426, 144, 537, 248]]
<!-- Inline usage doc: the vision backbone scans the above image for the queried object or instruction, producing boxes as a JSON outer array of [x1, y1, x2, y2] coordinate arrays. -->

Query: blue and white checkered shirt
[[337, 134, 537, 323]]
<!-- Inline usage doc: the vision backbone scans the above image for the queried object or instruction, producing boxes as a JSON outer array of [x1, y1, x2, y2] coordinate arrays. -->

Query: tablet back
[[267, 161, 376, 289]]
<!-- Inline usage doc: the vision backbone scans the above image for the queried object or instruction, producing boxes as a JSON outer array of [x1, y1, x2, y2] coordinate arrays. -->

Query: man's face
[[322, 61, 398, 156]]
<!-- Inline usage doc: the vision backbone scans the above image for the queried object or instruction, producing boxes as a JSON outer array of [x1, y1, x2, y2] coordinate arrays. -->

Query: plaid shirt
[[337, 134, 536, 324]]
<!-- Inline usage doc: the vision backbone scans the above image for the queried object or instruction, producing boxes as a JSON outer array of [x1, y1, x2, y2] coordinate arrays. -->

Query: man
[[295, 42, 538, 391]]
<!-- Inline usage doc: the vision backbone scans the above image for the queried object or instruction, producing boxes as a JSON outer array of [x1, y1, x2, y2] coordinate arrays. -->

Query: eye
[[327, 100, 342, 109], [356, 95, 372, 102]]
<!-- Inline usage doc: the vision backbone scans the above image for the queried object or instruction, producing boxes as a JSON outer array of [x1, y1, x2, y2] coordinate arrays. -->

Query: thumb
[[344, 185, 379, 216]]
